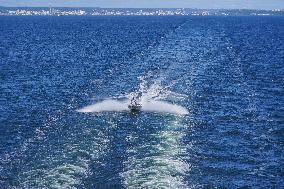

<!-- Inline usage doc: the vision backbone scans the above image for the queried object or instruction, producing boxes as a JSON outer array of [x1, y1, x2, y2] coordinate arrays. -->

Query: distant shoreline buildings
[[0, 7, 283, 16]]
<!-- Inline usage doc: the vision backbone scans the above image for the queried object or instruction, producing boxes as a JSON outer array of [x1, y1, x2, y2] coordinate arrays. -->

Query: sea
[[0, 16, 283, 189]]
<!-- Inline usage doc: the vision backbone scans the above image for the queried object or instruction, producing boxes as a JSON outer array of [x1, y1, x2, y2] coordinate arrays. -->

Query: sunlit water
[[0, 16, 283, 188]]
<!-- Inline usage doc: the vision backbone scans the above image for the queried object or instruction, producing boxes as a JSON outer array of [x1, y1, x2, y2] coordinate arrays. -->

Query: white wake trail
[[78, 68, 189, 115], [77, 100, 129, 113], [141, 100, 188, 115], [77, 99, 188, 115]]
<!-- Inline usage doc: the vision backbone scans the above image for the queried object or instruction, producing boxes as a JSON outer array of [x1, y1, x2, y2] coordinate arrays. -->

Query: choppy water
[[0, 16, 283, 188]]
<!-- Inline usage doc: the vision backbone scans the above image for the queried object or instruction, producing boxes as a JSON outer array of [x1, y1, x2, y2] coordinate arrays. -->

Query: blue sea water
[[0, 16, 283, 188]]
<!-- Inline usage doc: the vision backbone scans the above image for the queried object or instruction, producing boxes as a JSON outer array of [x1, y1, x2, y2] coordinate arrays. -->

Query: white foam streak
[[78, 99, 188, 115], [142, 100, 188, 115], [78, 100, 129, 113], [120, 120, 190, 189]]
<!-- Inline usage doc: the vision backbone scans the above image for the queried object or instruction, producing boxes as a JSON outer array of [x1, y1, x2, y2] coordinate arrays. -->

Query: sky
[[0, 0, 284, 10]]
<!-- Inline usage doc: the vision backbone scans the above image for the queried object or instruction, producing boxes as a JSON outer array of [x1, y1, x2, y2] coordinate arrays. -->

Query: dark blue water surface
[[0, 16, 283, 188]]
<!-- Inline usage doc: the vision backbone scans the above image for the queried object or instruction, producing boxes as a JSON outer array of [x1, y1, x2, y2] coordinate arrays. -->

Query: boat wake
[[78, 99, 128, 113], [77, 99, 188, 115], [78, 71, 189, 115]]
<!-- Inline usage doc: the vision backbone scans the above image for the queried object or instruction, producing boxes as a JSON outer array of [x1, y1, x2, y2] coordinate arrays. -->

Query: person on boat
[[129, 92, 142, 111], [130, 96, 140, 107]]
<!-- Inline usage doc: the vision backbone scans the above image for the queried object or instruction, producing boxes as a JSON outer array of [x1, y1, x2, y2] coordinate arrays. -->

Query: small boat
[[128, 103, 142, 111], [128, 97, 142, 111]]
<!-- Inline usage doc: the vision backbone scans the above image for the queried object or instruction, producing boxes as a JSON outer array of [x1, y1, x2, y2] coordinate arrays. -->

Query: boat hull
[[128, 105, 142, 111]]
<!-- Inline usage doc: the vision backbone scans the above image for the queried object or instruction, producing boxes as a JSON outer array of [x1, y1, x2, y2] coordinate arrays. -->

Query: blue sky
[[0, 0, 283, 9]]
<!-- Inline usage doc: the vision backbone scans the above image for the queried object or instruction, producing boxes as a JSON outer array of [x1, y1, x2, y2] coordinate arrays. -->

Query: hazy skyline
[[0, 0, 284, 10]]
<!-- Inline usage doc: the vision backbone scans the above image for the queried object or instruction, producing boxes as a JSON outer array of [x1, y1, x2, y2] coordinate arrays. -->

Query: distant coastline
[[0, 7, 284, 16]]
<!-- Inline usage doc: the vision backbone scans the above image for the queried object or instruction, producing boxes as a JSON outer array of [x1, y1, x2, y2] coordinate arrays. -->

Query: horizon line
[[0, 6, 282, 11]]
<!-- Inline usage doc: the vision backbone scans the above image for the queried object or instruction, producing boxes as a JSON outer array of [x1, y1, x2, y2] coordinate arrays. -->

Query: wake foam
[[78, 73, 189, 115], [77, 100, 129, 113], [77, 99, 188, 115], [141, 100, 188, 115]]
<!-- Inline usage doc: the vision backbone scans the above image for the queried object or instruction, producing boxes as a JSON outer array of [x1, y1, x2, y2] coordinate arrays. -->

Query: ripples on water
[[0, 16, 283, 188]]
